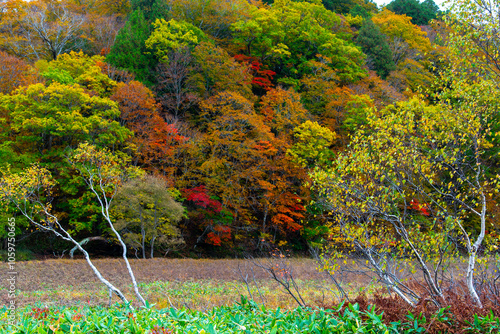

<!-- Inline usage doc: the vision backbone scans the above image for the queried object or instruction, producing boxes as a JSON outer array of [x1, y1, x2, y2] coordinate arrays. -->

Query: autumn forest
[[1, 0, 499, 279]]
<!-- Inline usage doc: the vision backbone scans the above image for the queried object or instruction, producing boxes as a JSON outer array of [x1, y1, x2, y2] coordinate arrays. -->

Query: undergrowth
[[1, 298, 395, 334], [1, 296, 499, 333]]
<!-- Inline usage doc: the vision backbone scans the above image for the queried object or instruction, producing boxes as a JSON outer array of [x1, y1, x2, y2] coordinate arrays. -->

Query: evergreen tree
[[130, 0, 169, 22], [322, 0, 377, 14], [386, 0, 439, 25], [106, 10, 158, 86], [349, 4, 371, 19], [420, 0, 440, 23], [356, 19, 395, 79], [323, 0, 357, 13]]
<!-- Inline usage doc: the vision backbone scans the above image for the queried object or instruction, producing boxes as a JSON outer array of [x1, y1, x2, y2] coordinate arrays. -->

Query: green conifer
[[106, 10, 158, 86], [356, 19, 395, 79]]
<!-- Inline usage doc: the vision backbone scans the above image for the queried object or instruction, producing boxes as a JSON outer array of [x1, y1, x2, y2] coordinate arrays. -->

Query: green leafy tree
[[70, 142, 146, 305], [387, 0, 439, 25], [322, 0, 377, 14], [0, 143, 147, 306], [288, 121, 336, 168], [373, 9, 431, 66], [356, 19, 395, 79], [36, 51, 117, 97], [106, 9, 158, 86], [231, 0, 366, 83], [111, 175, 185, 259], [1, 82, 130, 158], [0, 80, 132, 236], [145, 18, 207, 63]]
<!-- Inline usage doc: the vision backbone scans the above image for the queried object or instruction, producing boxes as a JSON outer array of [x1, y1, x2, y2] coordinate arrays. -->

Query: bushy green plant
[[0, 300, 399, 333]]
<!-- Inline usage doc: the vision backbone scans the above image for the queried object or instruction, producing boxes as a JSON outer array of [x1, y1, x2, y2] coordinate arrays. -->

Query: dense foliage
[[2, 298, 500, 333], [386, 0, 440, 25], [0, 0, 499, 281], [0, 300, 482, 333]]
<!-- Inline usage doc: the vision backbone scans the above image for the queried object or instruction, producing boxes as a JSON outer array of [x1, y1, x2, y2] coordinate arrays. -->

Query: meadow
[[1, 258, 500, 333], [1, 258, 368, 309]]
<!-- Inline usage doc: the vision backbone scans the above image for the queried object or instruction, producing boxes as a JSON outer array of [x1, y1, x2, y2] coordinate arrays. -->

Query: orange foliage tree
[[0, 51, 41, 94], [178, 90, 310, 246], [259, 87, 308, 134], [110, 81, 188, 179]]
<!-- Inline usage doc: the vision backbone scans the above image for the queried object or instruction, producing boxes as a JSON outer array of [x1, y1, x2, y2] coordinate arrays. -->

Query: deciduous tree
[[288, 121, 336, 168], [2, 82, 130, 157], [373, 9, 431, 65], [70, 142, 146, 306], [0, 143, 147, 306], [0, 0, 87, 60], [0, 51, 40, 94], [155, 48, 199, 118], [110, 80, 188, 177], [190, 42, 253, 99], [231, 0, 366, 82], [167, 0, 252, 41], [259, 87, 308, 134], [37, 51, 117, 97], [145, 18, 207, 63], [312, 78, 500, 307], [387, 0, 439, 25], [111, 175, 185, 259]]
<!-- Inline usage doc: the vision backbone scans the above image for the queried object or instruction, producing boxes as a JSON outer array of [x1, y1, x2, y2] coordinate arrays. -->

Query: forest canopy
[[0, 0, 496, 267]]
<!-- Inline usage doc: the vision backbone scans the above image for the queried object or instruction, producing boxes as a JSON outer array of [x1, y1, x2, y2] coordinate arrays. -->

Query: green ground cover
[[0, 299, 413, 333], [2, 299, 499, 333], [2, 258, 500, 333]]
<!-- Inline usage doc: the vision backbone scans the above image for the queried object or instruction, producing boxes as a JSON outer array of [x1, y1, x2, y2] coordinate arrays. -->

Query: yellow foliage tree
[[373, 9, 431, 65]]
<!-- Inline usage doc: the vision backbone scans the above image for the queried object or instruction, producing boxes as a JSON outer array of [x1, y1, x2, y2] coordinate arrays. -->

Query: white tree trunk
[[19, 209, 131, 306], [103, 203, 147, 307], [87, 177, 147, 307]]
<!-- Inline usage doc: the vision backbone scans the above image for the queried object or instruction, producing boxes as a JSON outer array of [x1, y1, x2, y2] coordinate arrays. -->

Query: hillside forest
[[0, 0, 499, 270]]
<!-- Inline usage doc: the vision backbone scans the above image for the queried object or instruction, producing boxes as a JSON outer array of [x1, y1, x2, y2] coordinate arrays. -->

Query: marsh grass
[[0, 258, 376, 309]]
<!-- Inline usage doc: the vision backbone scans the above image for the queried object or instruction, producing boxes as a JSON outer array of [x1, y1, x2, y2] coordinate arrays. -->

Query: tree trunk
[[140, 209, 146, 260], [104, 211, 147, 306], [150, 235, 156, 259], [88, 181, 147, 307], [69, 236, 107, 259], [467, 249, 482, 307], [20, 210, 130, 307], [465, 181, 487, 308]]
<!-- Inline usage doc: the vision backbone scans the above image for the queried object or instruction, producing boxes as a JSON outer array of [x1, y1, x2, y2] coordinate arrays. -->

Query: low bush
[[2, 295, 500, 333], [321, 287, 500, 334], [0, 298, 397, 333]]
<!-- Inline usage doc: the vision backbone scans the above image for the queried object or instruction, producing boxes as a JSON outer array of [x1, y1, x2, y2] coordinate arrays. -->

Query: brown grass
[[320, 282, 500, 334], [0, 257, 373, 309], [2, 257, 499, 332]]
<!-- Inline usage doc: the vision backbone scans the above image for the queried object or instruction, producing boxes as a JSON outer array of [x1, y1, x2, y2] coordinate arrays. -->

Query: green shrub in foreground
[[1, 297, 499, 333], [0, 298, 397, 334]]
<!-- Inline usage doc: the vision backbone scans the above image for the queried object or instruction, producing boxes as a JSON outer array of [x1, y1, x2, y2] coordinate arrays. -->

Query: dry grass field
[[0, 257, 373, 310]]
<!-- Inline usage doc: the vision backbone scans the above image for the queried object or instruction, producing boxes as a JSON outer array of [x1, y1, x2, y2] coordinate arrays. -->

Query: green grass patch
[[1, 299, 401, 333]]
